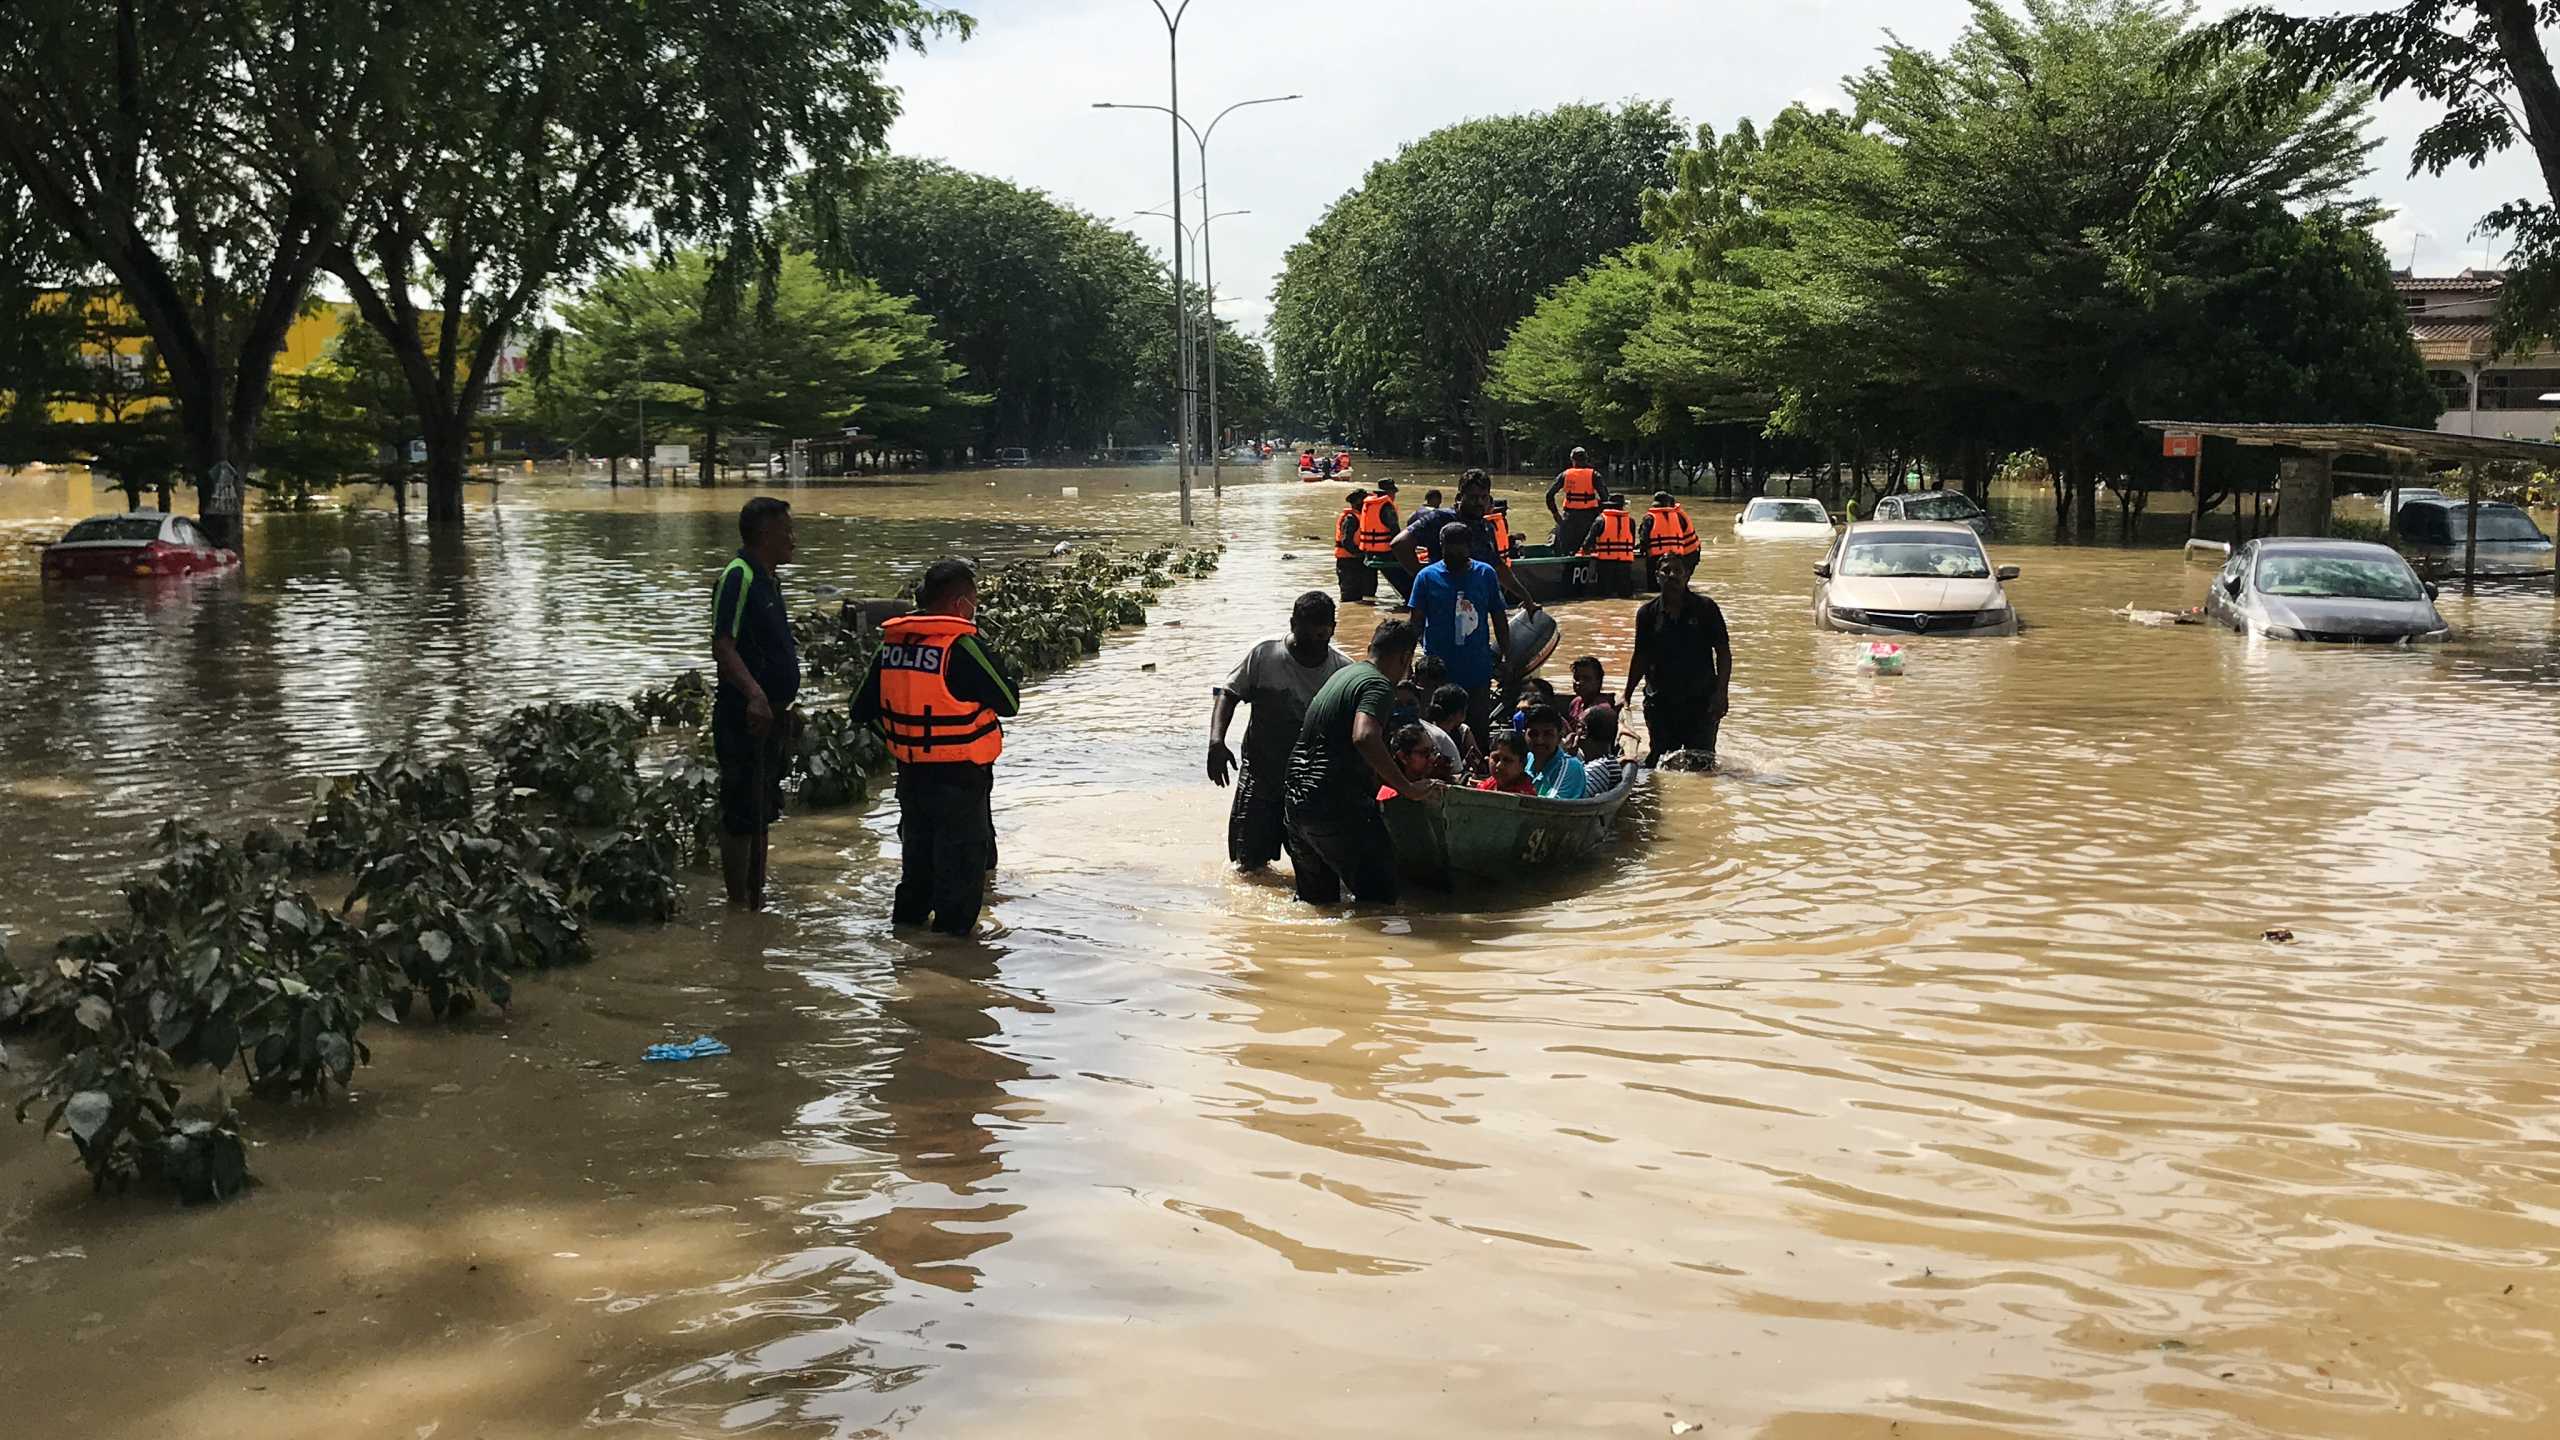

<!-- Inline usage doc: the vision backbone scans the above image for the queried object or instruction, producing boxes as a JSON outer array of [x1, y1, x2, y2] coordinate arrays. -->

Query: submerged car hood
[[2256, 594, 2445, 636], [1828, 575, 2005, 611]]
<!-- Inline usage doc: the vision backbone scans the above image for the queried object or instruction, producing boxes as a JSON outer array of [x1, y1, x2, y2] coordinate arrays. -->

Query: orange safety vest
[[1356, 493, 1398, 554], [1334, 506, 1359, 560], [1559, 466, 1602, 512], [1585, 508, 1638, 561], [876, 614, 1005, 766], [1488, 509, 1519, 559], [1644, 504, 1700, 558]]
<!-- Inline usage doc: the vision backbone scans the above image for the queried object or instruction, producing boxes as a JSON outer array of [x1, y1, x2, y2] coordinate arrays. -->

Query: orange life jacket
[[876, 614, 1005, 766], [1488, 508, 1518, 559], [1584, 507, 1638, 561], [1644, 504, 1700, 558], [1356, 493, 1398, 554], [1559, 466, 1602, 512], [1334, 506, 1359, 560]]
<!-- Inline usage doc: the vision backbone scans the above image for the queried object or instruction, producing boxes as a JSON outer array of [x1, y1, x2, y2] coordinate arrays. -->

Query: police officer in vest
[[1334, 487, 1370, 603], [1638, 489, 1701, 589], [851, 559, 1022, 936], [710, 496, 802, 910], [1353, 479, 1401, 599], [1581, 493, 1641, 598], [1545, 445, 1607, 556]]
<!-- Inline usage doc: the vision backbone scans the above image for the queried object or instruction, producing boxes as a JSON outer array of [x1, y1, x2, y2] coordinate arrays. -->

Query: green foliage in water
[[5, 544, 1223, 1203], [632, 670, 713, 730]]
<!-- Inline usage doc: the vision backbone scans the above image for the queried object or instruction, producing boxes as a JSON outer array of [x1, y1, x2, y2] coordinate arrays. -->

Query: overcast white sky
[[878, 0, 2544, 338]]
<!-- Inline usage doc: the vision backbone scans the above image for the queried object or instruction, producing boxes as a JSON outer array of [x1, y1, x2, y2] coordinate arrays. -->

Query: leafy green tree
[[794, 158, 1167, 454], [1488, 249, 1665, 453], [0, 0, 390, 547], [1271, 102, 1686, 460], [325, 0, 966, 526], [547, 251, 984, 480], [2195, 1, 2560, 346]]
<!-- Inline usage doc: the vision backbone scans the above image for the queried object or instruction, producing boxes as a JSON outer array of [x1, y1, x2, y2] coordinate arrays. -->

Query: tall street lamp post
[[1138, 204, 1249, 480], [1097, 92, 1299, 501]]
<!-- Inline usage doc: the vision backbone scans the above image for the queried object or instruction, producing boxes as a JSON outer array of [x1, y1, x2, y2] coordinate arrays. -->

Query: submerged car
[[1814, 521, 2020, 636], [2203, 538, 2448, 643], [40, 512, 239, 580], [1869, 488, 1994, 537], [2393, 498, 2555, 575], [1733, 496, 1836, 539]]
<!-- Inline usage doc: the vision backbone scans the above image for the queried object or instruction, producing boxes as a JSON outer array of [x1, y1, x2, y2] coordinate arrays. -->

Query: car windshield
[[1839, 533, 1990, 579], [1897, 493, 1983, 521], [1747, 500, 1826, 524], [2254, 552, 2425, 600], [61, 517, 161, 544], [2450, 506, 2549, 543]]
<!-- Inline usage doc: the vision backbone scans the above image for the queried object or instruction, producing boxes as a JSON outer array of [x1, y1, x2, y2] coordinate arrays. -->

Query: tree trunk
[[423, 411, 470, 525], [699, 417, 720, 487], [2075, 469, 2098, 542]]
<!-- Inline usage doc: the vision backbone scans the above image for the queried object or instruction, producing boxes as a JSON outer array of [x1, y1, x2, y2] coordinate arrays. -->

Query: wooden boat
[[1383, 763, 1642, 887], [1372, 542, 1594, 604]]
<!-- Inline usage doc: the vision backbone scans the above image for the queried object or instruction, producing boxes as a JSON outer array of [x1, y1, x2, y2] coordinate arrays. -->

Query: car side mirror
[[1812, 561, 1832, 579], [1995, 564, 2020, 581], [2424, 581, 2440, 600], [2223, 575, 2242, 597]]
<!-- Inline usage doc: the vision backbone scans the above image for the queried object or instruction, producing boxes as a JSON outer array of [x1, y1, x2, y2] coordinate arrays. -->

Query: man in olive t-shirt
[[1283, 616, 1439, 904]]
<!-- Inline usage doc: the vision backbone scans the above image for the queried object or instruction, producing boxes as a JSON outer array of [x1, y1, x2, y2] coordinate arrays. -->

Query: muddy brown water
[[5, 462, 2560, 1438]]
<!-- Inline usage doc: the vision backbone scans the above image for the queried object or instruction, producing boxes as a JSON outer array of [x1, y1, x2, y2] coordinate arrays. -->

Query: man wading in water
[[851, 559, 1020, 936], [1623, 551, 1731, 766], [710, 496, 801, 909], [1283, 616, 1441, 905], [1208, 591, 1352, 872]]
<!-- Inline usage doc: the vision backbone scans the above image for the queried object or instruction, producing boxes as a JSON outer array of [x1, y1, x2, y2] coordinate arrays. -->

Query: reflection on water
[[5, 463, 2560, 1438]]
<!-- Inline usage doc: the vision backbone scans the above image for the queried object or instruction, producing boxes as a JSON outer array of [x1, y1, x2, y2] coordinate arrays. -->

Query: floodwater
[[5, 461, 2560, 1439]]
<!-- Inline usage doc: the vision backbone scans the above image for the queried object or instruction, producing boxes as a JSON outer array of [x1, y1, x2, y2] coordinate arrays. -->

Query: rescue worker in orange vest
[[1334, 488, 1370, 603], [1490, 499, 1523, 561], [1638, 489, 1701, 588], [1353, 479, 1400, 601], [1579, 493, 1641, 598], [850, 558, 1021, 936], [1545, 445, 1608, 556]]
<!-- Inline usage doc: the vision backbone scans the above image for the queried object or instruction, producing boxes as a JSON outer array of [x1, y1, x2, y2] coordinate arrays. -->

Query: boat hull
[[1382, 764, 1640, 887]]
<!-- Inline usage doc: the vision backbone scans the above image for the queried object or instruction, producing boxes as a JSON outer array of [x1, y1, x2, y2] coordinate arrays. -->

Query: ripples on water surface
[[4, 465, 2559, 1438]]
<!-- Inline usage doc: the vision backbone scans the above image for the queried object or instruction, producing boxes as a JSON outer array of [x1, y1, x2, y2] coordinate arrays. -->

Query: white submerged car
[[1734, 496, 1836, 539], [1814, 521, 2021, 636]]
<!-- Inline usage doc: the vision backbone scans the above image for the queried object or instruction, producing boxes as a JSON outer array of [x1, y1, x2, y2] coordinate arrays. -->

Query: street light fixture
[[1135, 206, 1250, 464], [1097, 91, 1300, 499]]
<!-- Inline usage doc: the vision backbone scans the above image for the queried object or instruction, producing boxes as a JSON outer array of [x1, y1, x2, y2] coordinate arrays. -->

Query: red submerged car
[[41, 511, 240, 580]]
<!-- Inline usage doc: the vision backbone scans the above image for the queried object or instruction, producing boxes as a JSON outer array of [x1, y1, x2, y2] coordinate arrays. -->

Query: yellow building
[[44, 291, 352, 424]]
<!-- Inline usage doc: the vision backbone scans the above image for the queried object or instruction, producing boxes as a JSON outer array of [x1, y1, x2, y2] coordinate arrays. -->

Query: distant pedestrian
[[710, 496, 802, 909], [851, 559, 1021, 936]]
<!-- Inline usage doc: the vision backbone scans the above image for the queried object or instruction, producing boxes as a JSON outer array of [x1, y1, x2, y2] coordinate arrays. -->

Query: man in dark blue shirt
[[711, 496, 801, 909]]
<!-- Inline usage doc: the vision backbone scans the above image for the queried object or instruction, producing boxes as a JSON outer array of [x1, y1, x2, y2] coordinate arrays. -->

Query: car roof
[[75, 510, 171, 522], [2252, 537, 2407, 558], [1843, 519, 1982, 538]]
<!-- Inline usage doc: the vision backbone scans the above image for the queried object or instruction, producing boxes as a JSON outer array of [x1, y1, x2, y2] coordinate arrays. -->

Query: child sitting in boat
[[1507, 676, 1559, 734], [1474, 730, 1535, 794], [1565, 655, 1616, 738], [1426, 683, 1478, 775], [1519, 704, 1588, 799], [1577, 705, 1626, 792], [1379, 721, 1453, 801]]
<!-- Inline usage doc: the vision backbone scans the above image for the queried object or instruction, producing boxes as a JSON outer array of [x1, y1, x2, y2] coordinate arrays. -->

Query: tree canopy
[[1270, 102, 1686, 460]]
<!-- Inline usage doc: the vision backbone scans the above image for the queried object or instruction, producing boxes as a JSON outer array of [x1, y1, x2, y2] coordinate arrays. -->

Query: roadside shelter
[[2141, 420, 2560, 593]]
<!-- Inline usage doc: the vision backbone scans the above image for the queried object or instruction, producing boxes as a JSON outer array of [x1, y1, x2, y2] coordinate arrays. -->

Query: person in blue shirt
[[1404, 520, 1511, 742], [1519, 703, 1588, 800], [710, 496, 802, 909]]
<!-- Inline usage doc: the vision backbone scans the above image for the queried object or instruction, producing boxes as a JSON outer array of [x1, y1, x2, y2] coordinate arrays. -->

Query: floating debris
[[2262, 927, 2295, 944]]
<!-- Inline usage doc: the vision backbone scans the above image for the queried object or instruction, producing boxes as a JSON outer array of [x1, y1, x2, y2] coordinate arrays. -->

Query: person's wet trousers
[[892, 768, 994, 936]]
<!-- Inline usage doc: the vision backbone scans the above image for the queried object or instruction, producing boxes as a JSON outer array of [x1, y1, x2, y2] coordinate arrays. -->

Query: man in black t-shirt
[[711, 496, 803, 908], [1622, 552, 1731, 766]]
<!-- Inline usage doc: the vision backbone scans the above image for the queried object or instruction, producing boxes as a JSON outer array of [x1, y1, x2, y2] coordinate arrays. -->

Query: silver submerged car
[[1814, 521, 2021, 636], [1868, 488, 1994, 537], [2204, 538, 2449, 643], [2392, 498, 2555, 576]]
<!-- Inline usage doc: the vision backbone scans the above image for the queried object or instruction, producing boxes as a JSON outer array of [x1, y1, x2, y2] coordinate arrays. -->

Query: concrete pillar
[[2275, 453, 2333, 537]]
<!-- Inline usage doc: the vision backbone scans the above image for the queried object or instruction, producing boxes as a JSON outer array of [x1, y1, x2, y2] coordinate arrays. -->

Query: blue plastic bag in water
[[642, 1034, 731, 1063]]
